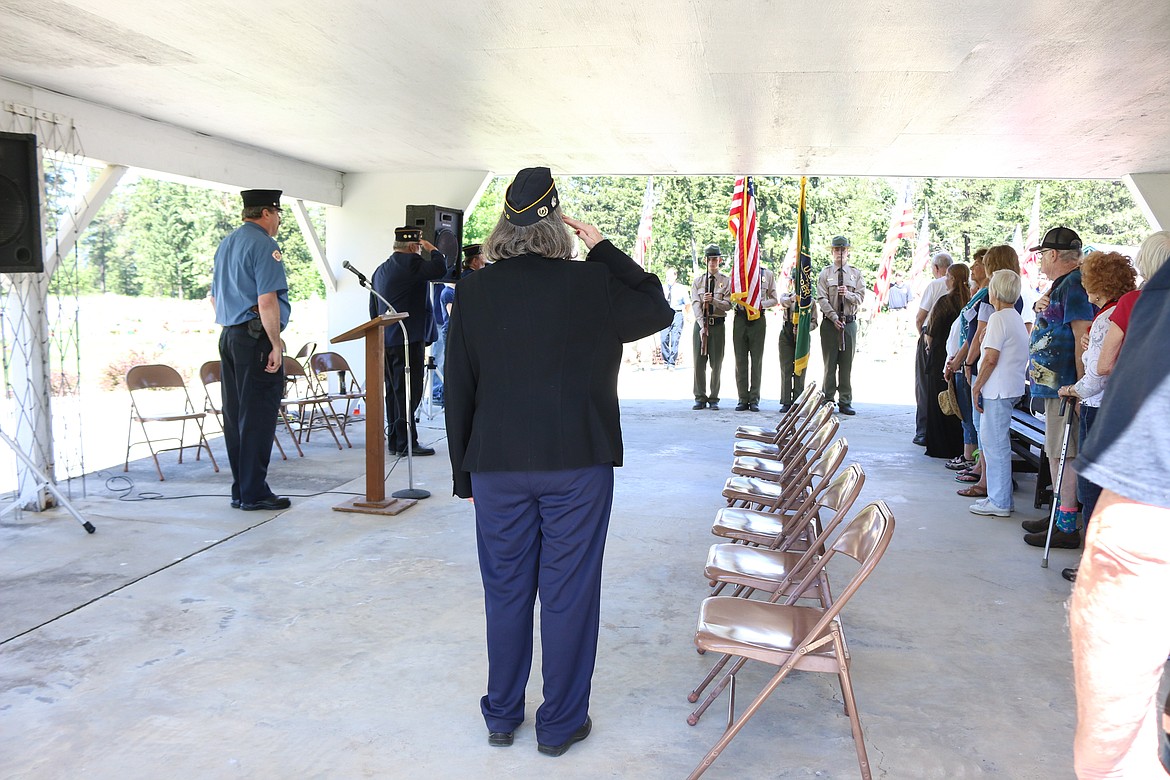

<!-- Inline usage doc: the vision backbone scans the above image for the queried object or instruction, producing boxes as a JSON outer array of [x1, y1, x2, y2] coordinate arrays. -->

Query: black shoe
[[538, 716, 592, 757], [230, 499, 241, 509], [1024, 529, 1081, 549], [748, 403, 760, 412], [778, 403, 791, 413], [1062, 566, 1078, 582], [1021, 518, 1048, 534], [912, 435, 926, 446], [735, 403, 749, 411], [488, 730, 514, 747], [692, 401, 707, 410], [239, 495, 292, 511], [394, 445, 436, 456], [838, 404, 856, 416], [708, 402, 720, 411]]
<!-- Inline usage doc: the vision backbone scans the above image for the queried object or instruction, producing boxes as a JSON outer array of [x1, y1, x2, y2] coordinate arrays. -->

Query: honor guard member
[[732, 266, 778, 411], [778, 279, 819, 412], [445, 166, 673, 755], [691, 245, 732, 410], [209, 188, 291, 511], [816, 235, 865, 415], [370, 226, 449, 456]]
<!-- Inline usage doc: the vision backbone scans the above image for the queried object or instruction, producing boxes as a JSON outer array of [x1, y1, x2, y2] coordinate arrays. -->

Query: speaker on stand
[[0, 131, 44, 274]]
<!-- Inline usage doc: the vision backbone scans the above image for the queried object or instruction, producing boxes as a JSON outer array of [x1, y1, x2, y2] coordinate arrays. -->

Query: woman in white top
[[969, 270, 1031, 516]]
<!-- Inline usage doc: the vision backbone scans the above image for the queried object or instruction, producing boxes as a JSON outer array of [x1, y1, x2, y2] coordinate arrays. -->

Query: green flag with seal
[[793, 177, 813, 375]]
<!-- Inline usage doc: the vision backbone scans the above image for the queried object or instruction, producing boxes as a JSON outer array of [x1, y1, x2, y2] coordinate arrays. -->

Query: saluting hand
[[562, 216, 603, 250], [420, 239, 438, 253]]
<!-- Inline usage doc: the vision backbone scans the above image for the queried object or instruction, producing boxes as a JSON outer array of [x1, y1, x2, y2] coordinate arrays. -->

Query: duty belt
[[705, 316, 725, 326]]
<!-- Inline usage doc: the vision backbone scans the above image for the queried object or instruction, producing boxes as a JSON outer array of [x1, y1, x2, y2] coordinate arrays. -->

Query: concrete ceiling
[[2, 0, 1169, 179]]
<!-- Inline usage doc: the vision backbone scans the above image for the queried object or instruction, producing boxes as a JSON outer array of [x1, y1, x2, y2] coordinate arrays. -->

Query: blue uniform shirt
[[211, 222, 291, 328]]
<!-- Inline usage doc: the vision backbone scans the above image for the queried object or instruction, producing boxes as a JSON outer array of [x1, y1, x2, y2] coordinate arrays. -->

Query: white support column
[[324, 170, 492, 385], [291, 198, 336, 292], [1123, 173, 1170, 232], [43, 164, 127, 277]]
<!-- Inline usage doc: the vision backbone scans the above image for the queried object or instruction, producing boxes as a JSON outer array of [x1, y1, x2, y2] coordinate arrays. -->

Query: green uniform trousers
[[820, 319, 857, 406], [732, 311, 766, 404], [778, 324, 807, 406], [692, 319, 725, 403]]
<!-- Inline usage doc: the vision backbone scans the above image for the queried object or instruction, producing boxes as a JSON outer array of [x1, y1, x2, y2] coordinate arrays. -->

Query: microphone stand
[[350, 270, 430, 501]]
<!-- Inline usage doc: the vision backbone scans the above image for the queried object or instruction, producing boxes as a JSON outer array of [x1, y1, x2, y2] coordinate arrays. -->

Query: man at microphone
[[368, 227, 449, 456]]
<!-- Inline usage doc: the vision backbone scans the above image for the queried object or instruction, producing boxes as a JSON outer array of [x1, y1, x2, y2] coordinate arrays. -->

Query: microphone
[[341, 260, 368, 285]]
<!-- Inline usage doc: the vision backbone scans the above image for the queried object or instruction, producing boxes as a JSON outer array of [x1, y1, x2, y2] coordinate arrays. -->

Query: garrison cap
[[1030, 226, 1082, 252], [395, 226, 423, 242], [503, 167, 559, 226], [830, 235, 850, 248], [462, 243, 483, 259], [241, 189, 282, 209], [704, 244, 723, 258]]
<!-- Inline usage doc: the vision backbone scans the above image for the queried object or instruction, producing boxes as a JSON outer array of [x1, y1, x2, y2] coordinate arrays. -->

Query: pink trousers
[[1070, 488, 1170, 779]]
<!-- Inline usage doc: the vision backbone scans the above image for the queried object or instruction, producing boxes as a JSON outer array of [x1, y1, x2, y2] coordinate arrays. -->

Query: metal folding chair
[[200, 359, 291, 460], [124, 363, 219, 481]]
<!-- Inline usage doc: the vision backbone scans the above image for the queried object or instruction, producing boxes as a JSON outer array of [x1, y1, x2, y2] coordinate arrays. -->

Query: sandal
[[955, 472, 980, 483], [957, 485, 987, 497]]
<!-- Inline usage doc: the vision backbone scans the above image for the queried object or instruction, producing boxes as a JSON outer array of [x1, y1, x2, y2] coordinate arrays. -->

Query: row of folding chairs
[[125, 348, 366, 480], [684, 383, 896, 780]]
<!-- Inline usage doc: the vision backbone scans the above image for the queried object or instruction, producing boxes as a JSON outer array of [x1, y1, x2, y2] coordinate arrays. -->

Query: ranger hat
[[503, 167, 559, 226], [394, 226, 423, 242], [461, 243, 483, 259], [830, 235, 850, 248], [241, 189, 282, 209], [1030, 226, 1082, 252], [704, 244, 723, 258]]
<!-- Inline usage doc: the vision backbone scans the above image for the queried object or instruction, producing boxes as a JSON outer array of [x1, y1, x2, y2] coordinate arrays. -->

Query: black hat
[[503, 167, 559, 227], [704, 244, 723, 258], [462, 243, 483, 259], [395, 226, 422, 242], [1030, 226, 1082, 252], [241, 189, 282, 209], [830, 235, 850, 248]]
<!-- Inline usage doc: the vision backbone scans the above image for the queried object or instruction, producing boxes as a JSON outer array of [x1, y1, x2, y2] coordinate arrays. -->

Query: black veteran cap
[[830, 235, 850, 248], [241, 189, 282, 208], [704, 244, 723, 258], [1030, 226, 1082, 252], [503, 167, 559, 226], [462, 243, 483, 259], [395, 226, 423, 242]]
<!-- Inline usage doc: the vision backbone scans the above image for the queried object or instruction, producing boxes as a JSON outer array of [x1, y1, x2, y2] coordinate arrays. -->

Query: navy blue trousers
[[471, 465, 614, 745], [219, 325, 283, 504]]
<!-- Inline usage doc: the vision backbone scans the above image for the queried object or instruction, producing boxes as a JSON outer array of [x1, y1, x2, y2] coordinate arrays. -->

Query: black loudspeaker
[[406, 204, 463, 277], [0, 131, 44, 274]]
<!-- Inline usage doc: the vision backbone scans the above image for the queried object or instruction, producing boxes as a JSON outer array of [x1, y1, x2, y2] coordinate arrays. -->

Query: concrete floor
[[0, 381, 1081, 778]]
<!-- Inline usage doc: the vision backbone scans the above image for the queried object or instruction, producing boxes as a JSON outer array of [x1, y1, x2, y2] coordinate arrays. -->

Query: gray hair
[[988, 269, 1022, 305], [932, 251, 954, 269], [393, 241, 417, 252], [242, 205, 268, 221], [1135, 230, 1170, 282], [1056, 248, 1083, 265], [483, 203, 576, 261]]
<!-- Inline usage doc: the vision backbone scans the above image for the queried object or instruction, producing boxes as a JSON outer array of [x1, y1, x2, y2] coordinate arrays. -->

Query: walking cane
[[1041, 398, 1075, 568]]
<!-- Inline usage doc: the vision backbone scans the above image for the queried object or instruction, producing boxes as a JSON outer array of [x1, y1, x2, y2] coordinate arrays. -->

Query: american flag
[[631, 176, 654, 267], [908, 205, 932, 296], [872, 183, 915, 313], [728, 176, 762, 320]]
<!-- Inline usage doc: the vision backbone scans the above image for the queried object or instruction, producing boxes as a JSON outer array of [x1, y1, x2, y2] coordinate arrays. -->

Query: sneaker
[[969, 498, 1011, 517]]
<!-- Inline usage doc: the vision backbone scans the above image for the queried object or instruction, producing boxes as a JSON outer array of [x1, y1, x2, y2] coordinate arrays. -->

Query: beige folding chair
[[733, 400, 833, 461], [714, 438, 850, 553], [722, 417, 839, 511], [685, 501, 896, 780], [294, 341, 317, 375], [706, 463, 866, 605], [310, 351, 365, 434], [734, 382, 820, 442], [200, 359, 291, 460], [280, 356, 347, 449], [124, 363, 219, 481]]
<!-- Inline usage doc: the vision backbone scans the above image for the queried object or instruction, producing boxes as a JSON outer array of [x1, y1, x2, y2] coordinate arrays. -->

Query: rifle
[[700, 272, 715, 356], [837, 266, 846, 352]]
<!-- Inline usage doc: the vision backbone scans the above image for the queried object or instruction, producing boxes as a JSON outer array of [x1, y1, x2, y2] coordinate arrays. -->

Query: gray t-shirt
[[1078, 261, 1170, 509]]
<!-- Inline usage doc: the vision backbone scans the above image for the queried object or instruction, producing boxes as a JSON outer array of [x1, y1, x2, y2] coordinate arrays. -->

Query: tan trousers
[[1070, 488, 1170, 779]]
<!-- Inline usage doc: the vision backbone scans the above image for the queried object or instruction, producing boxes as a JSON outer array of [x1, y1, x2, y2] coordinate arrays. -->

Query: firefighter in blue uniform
[[210, 189, 291, 511]]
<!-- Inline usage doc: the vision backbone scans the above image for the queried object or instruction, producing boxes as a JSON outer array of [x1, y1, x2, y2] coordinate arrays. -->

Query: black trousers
[[219, 325, 283, 504], [384, 341, 425, 452]]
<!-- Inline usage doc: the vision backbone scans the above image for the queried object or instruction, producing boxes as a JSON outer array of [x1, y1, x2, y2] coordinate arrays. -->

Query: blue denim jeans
[[955, 372, 978, 447], [979, 395, 1021, 511]]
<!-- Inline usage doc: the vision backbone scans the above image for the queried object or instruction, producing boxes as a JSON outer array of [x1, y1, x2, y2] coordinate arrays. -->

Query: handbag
[[938, 378, 960, 417]]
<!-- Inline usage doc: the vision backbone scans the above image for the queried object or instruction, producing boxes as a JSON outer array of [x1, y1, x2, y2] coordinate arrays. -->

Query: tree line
[[47, 165, 1149, 300]]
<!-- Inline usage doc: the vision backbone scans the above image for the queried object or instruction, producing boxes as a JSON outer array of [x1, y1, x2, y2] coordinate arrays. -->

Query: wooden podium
[[329, 313, 416, 516]]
